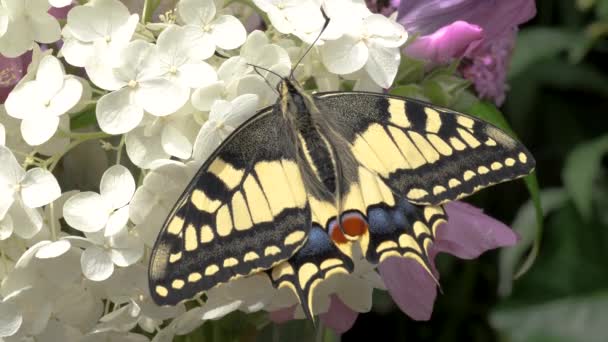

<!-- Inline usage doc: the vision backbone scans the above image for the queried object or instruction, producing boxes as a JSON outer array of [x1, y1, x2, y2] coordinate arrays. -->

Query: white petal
[[192, 124, 220, 162], [178, 0, 216, 26], [100, 165, 135, 209], [110, 244, 143, 267], [211, 15, 246, 50], [217, 56, 248, 82], [191, 81, 224, 111], [0, 123, 5, 146], [182, 26, 216, 61], [161, 125, 192, 160], [5, 81, 39, 120], [177, 62, 217, 89], [201, 299, 242, 320], [104, 206, 130, 237], [49, 0, 72, 7], [96, 88, 143, 134], [321, 34, 369, 75], [237, 75, 277, 107], [84, 45, 126, 91], [81, 246, 114, 281], [225, 94, 259, 128], [20, 168, 61, 208], [48, 77, 83, 116], [0, 214, 13, 240], [63, 192, 111, 233], [36, 56, 65, 99], [0, 145, 25, 187], [20, 115, 60, 146], [30, 12, 61, 44], [364, 43, 400, 88], [0, 300, 22, 337], [34, 240, 71, 259], [136, 78, 189, 116], [364, 14, 408, 48], [9, 198, 43, 239], [125, 127, 170, 169]]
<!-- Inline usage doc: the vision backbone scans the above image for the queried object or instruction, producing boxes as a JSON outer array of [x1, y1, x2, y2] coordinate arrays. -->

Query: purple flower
[[0, 52, 32, 104], [397, 0, 536, 104], [269, 201, 519, 331]]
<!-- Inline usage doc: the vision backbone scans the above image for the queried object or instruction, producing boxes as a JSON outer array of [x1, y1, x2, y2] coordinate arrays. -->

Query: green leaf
[[498, 188, 569, 297], [389, 85, 428, 101], [394, 55, 426, 85], [70, 105, 97, 130], [509, 28, 581, 78], [465, 101, 544, 278], [577, 0, 597, 11], [492, 291, 608, 342], [562, 134, 608, 220]]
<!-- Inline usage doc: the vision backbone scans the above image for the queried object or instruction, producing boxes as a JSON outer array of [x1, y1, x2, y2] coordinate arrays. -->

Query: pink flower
[[269, 201, 519, 332], [397, 0, 536, 105], [378, 201, 519, 321]]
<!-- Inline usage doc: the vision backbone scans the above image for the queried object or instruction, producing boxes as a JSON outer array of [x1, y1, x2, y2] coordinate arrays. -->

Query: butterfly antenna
[[253, 66, 280, 95], [289, 8, 330, 80]]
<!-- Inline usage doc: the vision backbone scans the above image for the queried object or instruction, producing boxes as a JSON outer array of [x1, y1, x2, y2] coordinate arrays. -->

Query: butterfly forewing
[[149, 108, 311, 305], [315, 92, 535, 205]]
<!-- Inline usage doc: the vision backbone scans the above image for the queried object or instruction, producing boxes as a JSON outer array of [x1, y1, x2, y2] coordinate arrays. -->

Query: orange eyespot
[[329, 213, 368, 244]]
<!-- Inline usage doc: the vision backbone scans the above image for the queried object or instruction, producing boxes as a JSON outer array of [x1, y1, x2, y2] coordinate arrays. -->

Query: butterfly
[[147, 77, 535, 320]]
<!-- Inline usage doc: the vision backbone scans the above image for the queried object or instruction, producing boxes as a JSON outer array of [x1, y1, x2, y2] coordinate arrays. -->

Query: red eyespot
[[329, 212, 368, 244]]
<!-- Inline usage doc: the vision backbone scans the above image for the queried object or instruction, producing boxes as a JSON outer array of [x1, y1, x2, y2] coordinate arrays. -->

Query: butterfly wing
[[149, 107, 311, 306], [315, 92, 535, 205]]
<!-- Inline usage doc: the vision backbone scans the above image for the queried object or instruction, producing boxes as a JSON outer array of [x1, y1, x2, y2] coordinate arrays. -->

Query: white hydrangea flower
[[5, 55, 83, 146], [0, 0, 61, 57], [63, 165, 135, 235], [61, 0, 138, 76], [177, 0, 247, 60], [49, 0, 73, 7], [126, 104, 201, 169], [191, 56, 249, 112], [95, 40, 190, 134], [321, 2, 408, 88], [130, 161, 196, 247], [77, 226, 144, 281], [153, 25, 218, 91], [0, 146, 61, 239], [192, 94, 259, 162], [252, 0, 327, 43]]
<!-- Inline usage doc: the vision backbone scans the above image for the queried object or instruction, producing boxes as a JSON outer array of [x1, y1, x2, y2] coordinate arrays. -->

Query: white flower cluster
[[0, 0, 407, 340]]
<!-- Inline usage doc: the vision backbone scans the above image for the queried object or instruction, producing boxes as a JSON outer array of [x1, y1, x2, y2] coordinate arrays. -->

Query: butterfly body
[[148, 77, 535, 319]]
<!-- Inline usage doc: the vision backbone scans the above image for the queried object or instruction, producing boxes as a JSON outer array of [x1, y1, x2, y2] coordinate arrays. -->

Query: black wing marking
[[314, 92, 535, 205], [149, 107, 311, 306]]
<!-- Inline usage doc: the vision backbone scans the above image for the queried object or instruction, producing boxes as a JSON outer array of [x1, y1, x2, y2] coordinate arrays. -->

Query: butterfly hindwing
[[315, 92, 535, 205], [149, 108, 311, 305]]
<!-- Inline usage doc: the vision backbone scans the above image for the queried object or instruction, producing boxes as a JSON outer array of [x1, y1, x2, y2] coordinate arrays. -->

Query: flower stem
[[116, 135, 126, 164]]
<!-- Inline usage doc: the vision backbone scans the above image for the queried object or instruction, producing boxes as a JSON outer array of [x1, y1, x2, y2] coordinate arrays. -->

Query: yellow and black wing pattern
[[315, 92, 535, 205], [148, 108, 311, 306]]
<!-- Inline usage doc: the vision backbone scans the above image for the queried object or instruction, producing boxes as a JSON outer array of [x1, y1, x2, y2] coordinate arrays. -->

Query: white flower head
[[77, 226, 144, 281], [61, 0, 139, 71], [95, 40, 190, 135], [253, 0, 329, 43], [63, 165, 135, 235], [0, 0, 61, 57], [126, 104, 201, 169], [130, 161, 195, 247], [5, 55, 83, 146], [0, 146, 61, 239], [177, 0, 247, 60], [321, 1, 408, 88], [192, 93, 259, 162]]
